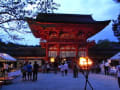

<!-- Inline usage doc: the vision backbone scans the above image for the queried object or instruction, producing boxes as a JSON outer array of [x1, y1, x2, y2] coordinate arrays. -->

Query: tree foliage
[[112, 0, 120, 42], [112, 14, 120, 42], [0, 0, 60, 42], [95, 39, 119, 48], [113, 0, 120, 3]]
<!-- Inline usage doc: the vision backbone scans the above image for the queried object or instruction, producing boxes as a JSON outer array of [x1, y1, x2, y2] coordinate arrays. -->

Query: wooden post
[[57, 44, 60, 57], [75, 45, 78, 62], [46, 43, 48, 62]]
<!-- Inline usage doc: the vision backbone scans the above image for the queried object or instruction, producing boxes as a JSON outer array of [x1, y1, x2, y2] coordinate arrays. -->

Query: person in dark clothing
[[104, 62, 109, 75], [53, 62, 58, 74], [33, 61, 39, 80], [46, 63, 50, 73], [21, 63, 27, 80], [73, 63, 79, 78]]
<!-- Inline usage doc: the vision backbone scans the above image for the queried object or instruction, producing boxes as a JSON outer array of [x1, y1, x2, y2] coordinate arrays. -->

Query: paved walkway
[[1, 72, 119, 90]]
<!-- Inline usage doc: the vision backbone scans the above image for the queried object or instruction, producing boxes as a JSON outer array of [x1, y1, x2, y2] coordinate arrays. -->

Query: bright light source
[[50, 57, 55, 63], [63, 58, 66, 61], [88, 59, 93, 65], [79, 57, 87, 66], [79, 57, 93, 70]]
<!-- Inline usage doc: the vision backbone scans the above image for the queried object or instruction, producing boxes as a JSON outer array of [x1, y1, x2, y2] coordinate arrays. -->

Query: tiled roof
[[28, 13, 110, 24]]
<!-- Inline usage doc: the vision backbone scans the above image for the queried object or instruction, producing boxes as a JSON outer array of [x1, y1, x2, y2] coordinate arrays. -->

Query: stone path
[[1, 72, 119, 90]]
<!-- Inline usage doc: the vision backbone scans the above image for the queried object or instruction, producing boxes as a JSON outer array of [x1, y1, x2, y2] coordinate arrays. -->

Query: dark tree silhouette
[[0, 0, 60, 42], [112, 0, 120, 42], [114, 0, 120, 3], [112, 14, 120, 42]]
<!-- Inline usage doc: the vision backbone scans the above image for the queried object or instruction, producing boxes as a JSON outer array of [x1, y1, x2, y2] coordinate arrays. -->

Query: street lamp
[[79, 57, 93, 90]]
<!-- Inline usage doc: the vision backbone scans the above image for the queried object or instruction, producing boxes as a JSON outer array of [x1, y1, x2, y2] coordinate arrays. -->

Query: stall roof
[[110, 52, 120, 60], [35, 13, 110, 24], [0, 53, 16, 61]]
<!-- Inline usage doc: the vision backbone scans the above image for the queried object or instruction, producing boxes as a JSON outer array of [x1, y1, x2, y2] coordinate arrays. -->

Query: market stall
[[0, 53, 16, 84], [0, 53, 16, 73], [108, 52, 120, 75], [109, 52, 120, 66]]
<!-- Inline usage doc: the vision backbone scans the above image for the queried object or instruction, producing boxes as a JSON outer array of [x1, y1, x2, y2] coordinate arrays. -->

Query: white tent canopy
[[0, 53, 16, 62], [110, 52, 120, 61]]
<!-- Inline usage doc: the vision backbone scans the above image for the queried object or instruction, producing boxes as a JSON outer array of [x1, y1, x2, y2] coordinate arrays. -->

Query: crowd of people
[[21, 61, 39, 81], [21, 59, 120, 89], [41, 61, 79, 78], [41, 61, 69, 76], [21, 60, 80, 80], [1, 59, 120, 88]]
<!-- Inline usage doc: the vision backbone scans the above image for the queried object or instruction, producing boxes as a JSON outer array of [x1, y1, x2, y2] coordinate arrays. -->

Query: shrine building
[[27, 13, 110, 63]]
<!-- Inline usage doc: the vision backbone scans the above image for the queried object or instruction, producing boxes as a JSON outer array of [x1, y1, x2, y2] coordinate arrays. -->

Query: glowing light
[[50, 57, 55, 63], [79, 57, 93, 70], [79, 57, 87, 66], [63, 58, 66, 61], [88, 59, 93, 65]]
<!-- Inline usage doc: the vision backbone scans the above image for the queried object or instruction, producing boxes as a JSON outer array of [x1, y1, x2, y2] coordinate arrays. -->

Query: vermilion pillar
[[46, 43, 48, 62]]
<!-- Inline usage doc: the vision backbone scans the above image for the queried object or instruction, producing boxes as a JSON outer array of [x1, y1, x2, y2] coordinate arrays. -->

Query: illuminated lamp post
[[79, 57, 93, 90]]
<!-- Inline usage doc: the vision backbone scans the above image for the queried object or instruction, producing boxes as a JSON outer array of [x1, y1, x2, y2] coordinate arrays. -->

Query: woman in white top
[[59, 63, 65, 76]]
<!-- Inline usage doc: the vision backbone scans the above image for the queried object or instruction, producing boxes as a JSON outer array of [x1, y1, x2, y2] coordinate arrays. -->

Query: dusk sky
[[1, 0, 120, 45]]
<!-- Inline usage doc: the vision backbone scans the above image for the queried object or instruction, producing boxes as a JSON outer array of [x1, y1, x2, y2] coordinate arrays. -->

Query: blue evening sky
[[1, 0, 120, 45]]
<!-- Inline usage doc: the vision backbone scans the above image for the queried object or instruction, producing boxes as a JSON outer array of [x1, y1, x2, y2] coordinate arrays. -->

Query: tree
[[112, 0, 120, 42], [114, 0, 120, 3], [112, 14, 120, 42], [97, 39, 111, 48], [0, 0, 60, 43], [92, 39, 118, 48]]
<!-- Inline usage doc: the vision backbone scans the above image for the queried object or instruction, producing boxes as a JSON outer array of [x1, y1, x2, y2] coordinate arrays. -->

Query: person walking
[[46, 63, 50, 73], [116, 64, 120, 88], [27, 62, 32, 80], [33, 61, 39, 81], [58, 63, 65, 76], [104, 62, 109, 75], [73, 63, 79, 78], [53, 62, 58, 74], [64, 62, 69, 76]]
